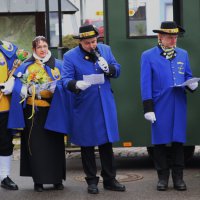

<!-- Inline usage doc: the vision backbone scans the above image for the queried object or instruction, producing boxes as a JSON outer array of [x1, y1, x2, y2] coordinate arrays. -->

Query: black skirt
[[20, 105, 66, 184]]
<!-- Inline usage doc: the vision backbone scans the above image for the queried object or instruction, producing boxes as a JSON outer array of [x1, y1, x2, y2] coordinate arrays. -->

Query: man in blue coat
[[140, 21, 198, 191], [62, 24, 125, 194]]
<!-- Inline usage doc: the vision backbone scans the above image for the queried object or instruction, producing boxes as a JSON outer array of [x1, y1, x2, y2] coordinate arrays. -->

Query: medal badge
[[51, 67, 60, 79], [2, 41, 14, 52]]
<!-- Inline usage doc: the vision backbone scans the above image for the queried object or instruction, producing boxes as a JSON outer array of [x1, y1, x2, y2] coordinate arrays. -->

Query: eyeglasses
[[36, 45, 48, 50]]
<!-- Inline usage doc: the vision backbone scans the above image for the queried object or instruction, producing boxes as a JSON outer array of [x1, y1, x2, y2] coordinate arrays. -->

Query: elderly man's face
[[80, 37, 98, 52], [159, 34, 178, 48]]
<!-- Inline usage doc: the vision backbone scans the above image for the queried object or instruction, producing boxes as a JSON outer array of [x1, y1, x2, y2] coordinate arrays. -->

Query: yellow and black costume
[[0, 40, 18, 190]]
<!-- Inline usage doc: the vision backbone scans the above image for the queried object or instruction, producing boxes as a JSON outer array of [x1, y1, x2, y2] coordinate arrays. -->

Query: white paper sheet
[[36, 80, 58, 93], [173, 77, 200, 87], [83, 74, 105, 85]]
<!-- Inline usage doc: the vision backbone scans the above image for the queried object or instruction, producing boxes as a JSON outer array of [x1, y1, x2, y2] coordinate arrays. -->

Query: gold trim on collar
[[160, 28, 179, 33], [80, 31, 96, 38]]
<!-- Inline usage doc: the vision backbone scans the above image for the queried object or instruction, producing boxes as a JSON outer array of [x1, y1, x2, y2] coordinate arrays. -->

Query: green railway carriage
[[103, 0, 200, 156], [2, 0, 199, 157]]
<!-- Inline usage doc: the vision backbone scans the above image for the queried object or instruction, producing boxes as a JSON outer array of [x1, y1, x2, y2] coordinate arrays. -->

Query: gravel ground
[[12, 138, 200, 161]]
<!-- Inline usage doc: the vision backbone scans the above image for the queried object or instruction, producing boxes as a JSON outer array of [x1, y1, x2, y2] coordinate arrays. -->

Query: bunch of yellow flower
[[20, 63, 51, 85], [27, 68, 50, 84]]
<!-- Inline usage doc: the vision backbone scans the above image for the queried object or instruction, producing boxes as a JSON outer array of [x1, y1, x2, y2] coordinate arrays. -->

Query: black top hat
[[73, 24, 99, 39], [153, 21, 185, 35]]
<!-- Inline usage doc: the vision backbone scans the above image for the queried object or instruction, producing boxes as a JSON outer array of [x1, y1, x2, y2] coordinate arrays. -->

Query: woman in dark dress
[[12, 36, 66, 192]]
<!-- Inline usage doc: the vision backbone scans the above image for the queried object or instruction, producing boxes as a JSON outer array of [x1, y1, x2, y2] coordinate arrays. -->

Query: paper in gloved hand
[[28, 80, 58, 96], [173, 77, 200, 87], [83, 74, 105, 85]]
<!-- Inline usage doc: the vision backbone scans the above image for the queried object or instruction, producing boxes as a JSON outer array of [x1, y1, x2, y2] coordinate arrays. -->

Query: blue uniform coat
[[62, 43, 120, 146], [44, 81, 72, 134], [141, 46, 193, 144]]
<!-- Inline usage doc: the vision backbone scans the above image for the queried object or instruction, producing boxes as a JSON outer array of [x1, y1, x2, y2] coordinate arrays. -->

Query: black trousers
[[153, 142, 184, 176], [81, 142, 116, 185], [0, 112, 14, 156]]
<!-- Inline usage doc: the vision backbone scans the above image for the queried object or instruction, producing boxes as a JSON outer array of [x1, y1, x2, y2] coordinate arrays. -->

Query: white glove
[[0, 76, 15, 95], [144, 112, 156, 123], [97, 57, 109, 73], [76, 81, 91, 91], [187, 82, 198, 90], [28, 85, 34, 95], [28, 84, 41, 98], [20, 84, 28, 98]]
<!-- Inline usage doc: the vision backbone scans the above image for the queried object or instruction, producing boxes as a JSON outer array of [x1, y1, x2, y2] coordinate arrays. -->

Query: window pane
[[128, 0, 173, 37], [50, 0, 104, 47], [73, 0, 104, 43]]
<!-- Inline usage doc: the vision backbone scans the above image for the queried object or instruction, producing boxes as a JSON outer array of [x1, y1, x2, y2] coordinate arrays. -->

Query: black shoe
[[34, 183, 43, 192], [173, 179, 187, 191], [88, 184, 99, 194], [54, 183, 64, 190], [157, 180, 168, 191], [103, 179, 126, 192], [1, 176, 18, 190]]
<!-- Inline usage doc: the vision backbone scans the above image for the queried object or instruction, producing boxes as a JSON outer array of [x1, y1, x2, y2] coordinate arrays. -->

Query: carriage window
[[127, 0, 174, 37]]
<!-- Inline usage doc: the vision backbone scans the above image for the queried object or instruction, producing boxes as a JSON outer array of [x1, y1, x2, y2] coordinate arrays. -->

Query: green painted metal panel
[[104, 0, 200, 147], [181, 0, 200, 145]]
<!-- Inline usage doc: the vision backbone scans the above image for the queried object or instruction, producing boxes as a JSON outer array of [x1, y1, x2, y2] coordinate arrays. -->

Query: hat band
[[80, 31, 96, 38], [160, 28, 179, 33]]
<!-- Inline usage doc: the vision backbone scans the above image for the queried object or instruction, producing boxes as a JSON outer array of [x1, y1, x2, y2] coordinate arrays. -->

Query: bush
[[63, 34, 79, 49]]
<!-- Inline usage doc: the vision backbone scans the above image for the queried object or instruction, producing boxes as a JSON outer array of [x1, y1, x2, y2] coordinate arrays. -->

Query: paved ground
[[5, 140, 200, 200], [3, 151, 200, 200], [12, 146, 149, 161]]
